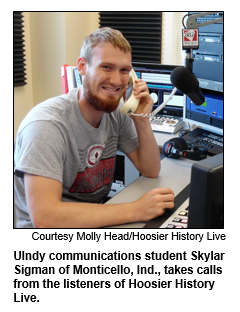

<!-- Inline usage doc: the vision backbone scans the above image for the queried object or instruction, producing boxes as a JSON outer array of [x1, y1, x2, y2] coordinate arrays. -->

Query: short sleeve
[[14, 120, 66, 183]]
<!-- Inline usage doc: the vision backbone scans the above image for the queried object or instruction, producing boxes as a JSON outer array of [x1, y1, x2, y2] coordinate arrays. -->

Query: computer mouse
[[179, 129, 191, 138]]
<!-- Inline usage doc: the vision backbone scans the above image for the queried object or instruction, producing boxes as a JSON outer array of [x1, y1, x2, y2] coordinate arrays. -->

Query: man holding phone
[[14, 27, 174, 228]]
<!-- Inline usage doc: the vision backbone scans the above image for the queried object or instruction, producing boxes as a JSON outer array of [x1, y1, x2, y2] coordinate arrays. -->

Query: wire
[[130, 87, 178, 118], [182, 13, 191, 29]]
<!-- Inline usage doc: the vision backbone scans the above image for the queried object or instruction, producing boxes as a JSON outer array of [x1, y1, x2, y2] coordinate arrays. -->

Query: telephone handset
[[120, 69, 140, 115], [120, 68, 178, 117]]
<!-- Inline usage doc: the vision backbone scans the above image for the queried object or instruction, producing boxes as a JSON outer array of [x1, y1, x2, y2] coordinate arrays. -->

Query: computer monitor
[[188, 153, 223, 228], [132, 62, 184, 117]]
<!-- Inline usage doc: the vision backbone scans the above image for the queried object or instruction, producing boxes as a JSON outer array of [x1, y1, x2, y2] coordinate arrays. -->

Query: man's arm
[[127, 79, 160, 178], [25, 174, 174, 228]]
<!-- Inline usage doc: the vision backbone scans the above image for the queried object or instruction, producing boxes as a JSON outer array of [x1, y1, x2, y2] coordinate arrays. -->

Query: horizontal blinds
[[14, 12, 26, 87], [99, 12, 162, 63]]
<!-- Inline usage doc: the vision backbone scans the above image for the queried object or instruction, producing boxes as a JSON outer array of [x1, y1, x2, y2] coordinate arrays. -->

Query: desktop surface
[[106, 156, 193, 228]]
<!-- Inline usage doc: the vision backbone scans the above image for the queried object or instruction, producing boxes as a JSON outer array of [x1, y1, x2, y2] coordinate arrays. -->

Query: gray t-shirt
[[14, 88, 139, 228]]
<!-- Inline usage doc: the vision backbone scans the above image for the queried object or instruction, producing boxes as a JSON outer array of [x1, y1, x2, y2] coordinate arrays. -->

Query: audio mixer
[[150, 115, 184, 133]]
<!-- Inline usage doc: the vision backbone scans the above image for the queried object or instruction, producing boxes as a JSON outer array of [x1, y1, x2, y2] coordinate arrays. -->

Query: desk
[[154, 130, 180, 148], [106, 130, 195, 228]]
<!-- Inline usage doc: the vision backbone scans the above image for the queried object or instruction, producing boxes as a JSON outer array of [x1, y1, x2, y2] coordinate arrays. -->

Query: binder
[[61, 64, 70, 94], [66, 66, 77, 92], [73, 67, 82, 88]]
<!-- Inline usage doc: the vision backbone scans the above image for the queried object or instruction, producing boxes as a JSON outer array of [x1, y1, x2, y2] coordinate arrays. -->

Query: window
[[99, 12, 162, 63], [14, 12, 26, 87]]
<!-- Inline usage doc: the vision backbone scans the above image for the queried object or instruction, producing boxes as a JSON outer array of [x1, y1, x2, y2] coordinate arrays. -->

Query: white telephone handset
[[120, 68, 178, 118], [120, 69, 140, 115]]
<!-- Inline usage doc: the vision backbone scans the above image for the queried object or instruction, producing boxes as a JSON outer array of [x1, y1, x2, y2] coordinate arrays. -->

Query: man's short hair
[[80, 27, 132, 64]]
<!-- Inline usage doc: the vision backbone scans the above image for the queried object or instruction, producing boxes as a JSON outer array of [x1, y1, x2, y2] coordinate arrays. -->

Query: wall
[[65, 12, 99, 66], [29, 12, 66, 105]]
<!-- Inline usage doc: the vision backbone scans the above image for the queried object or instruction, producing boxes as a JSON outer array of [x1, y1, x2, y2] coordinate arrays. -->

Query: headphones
[[162, 138, 208, 161]]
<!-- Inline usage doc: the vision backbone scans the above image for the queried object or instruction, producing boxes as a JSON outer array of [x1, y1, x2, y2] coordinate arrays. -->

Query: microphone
[[170, 67, 205, 106]]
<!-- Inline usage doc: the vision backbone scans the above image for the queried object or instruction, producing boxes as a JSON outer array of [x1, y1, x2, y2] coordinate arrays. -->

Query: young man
[[14, 28, 174, 228]]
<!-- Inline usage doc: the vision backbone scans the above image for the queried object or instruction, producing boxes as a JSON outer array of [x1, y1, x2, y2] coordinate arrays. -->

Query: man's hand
[[132, 187, 175, 221], [131, 79, 153, 116]]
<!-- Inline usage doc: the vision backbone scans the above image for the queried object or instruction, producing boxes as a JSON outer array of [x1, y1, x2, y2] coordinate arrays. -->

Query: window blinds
[[14, 12, 26, 87]]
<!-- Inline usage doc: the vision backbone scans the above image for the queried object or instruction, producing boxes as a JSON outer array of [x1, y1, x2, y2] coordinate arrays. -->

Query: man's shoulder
[[18, 90, 78, 134]]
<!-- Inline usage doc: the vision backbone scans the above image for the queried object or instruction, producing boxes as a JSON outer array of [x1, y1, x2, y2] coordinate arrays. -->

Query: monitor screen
[[132, 62, 184, 116]]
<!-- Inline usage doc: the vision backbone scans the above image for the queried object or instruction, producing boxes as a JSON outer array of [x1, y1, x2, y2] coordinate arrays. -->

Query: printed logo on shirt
[[68, 157, 115, 194], [87, 144, 105, 168]]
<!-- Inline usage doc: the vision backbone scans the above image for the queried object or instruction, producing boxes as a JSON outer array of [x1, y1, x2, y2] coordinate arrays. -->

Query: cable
[[182, 13, 191, 29], [130, 87, 177, 118]]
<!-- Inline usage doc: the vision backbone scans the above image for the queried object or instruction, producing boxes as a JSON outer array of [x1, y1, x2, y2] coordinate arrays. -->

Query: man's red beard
[[82, 74, 125, 113]]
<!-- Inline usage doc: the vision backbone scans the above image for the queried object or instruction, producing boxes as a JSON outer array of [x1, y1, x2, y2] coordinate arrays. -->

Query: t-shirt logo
[[69, 143, 115, 195], [87, 144, 104, 168]]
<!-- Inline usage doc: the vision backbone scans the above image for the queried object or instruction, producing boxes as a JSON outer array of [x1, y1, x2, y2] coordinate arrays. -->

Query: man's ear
[[77, 57, 87, 75]]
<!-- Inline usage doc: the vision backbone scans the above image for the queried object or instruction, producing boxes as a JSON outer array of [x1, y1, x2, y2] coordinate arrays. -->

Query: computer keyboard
[[181, 128, 223, 156]]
